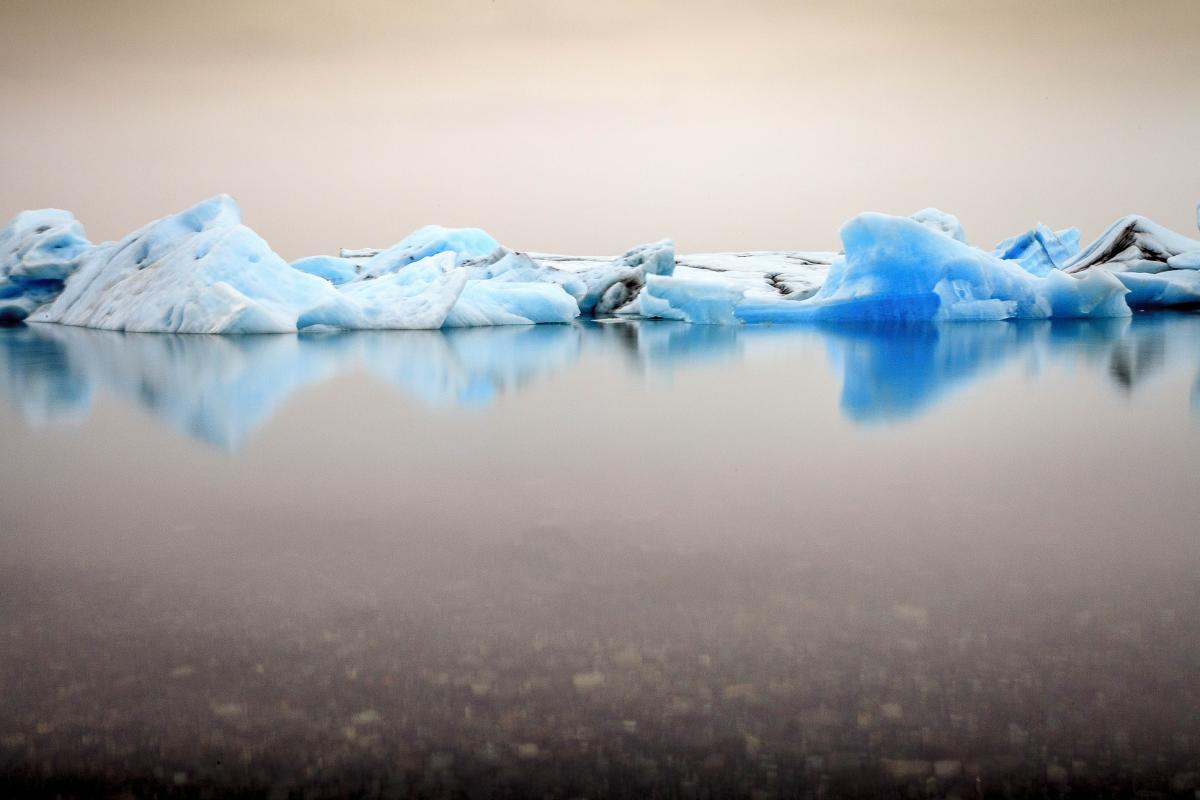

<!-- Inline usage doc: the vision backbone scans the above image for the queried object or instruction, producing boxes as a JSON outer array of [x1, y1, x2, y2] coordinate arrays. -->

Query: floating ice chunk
[[992, 224, 1081, 276], [342, 246, 589, 326], [1062, 214, 1200, 276], [29, 198, 480, 333], [531, 240, 675, 315], [290, 255, 359, 285], [616, 274, 743, 324], [735, 213, 1130, 323], [461, 248, 587, 298], [1114, 269, 1200, 306], [348, 225, 499, 282], [910, 208, 967, 243], [444, 280, 580, 327], [0, 209, 93, 322], [675, 252, 834, 301], [31, 196, 342, 333], [1055, 209, 1200, 306], [298, 252, 468, 330]]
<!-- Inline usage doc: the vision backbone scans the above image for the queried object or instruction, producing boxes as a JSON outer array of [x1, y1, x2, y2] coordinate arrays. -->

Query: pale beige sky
[[1, 0, 1197, 258]]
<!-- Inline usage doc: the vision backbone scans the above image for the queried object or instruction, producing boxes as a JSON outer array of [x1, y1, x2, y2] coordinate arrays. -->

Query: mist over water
[[1, 316, 1198, 795]]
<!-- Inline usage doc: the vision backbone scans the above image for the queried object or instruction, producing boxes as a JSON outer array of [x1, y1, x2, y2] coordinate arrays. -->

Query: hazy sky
[[2, 0, 1198, 257]]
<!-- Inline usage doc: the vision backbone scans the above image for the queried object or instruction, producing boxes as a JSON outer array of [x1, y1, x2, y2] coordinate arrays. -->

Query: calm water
[[1, 315, 1198, 798]]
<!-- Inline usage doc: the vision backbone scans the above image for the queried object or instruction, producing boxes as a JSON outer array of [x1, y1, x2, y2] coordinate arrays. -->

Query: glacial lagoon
[[1, 315, 1199, 796]]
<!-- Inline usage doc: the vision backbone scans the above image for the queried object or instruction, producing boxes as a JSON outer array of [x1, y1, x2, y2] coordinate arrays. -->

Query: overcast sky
[[2, 0, 1197, 257]]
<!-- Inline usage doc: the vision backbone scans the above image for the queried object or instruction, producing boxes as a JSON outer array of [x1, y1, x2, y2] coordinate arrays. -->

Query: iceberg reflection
[[1, 314, 1197, 448]]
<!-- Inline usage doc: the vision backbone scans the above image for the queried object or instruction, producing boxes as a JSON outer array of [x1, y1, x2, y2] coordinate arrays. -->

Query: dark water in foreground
[[1, 315, 1199, 799]]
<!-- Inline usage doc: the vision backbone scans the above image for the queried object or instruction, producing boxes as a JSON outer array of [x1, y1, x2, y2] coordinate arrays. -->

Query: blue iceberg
[[289, 255, 359, 286], [0, 209, 93, 322], [992, 224, 1081, 276], [734, 213, 1130, 323]]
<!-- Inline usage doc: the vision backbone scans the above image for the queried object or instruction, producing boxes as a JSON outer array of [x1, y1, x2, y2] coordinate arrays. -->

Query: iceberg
[[445, 280, 580, 327], [673, 251, 834, 301], [8, 195, 1200, 331], [28, 199, 490, 333], [1059, 208, 1200, 306], [0, 209, 93, 322], [910, 207, 968, 243], [452, 248, 584, 325], [733, 213, 1130, 323], [297, 251, 469, 331], [343, 224, 500, 282], [30, 196, 345, 333], [992, 224, 1081, 276], [529, 239, 676, 315], [289, 255, 359, 285], [616, 275, 745, 324], [1062, 211, 1200, 275]]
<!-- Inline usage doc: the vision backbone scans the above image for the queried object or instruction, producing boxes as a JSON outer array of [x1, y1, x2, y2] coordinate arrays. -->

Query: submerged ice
[[2, 196, 1198, 333]]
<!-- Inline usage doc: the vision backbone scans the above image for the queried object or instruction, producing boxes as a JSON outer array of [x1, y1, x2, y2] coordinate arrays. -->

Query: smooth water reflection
[[1, 315, 1199, 798], [2, 315, 1198, 448]]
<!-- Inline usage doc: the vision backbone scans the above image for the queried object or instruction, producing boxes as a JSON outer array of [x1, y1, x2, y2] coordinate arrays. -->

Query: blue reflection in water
[[810, 317, 1158, 423], [1, 313, 1198, 448]]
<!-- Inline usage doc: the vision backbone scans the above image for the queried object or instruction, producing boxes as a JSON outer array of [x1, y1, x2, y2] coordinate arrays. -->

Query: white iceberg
[[529, 239, 676, 315], [342, 225, 500, 281], [31, 196, 344, 333], [1060, 208, 1200, 306], [910, 207, 968, 243], [29, 199, 484, 333], [297, 251, 469, 331], [445, 280, 581, 327]]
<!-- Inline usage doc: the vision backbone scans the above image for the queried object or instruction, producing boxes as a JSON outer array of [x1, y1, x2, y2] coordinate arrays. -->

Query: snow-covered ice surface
[[6, 196, 1200, 333]]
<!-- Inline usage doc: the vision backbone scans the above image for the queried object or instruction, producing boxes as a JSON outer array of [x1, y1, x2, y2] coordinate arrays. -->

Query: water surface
[[1, 315, 1198, 797]]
